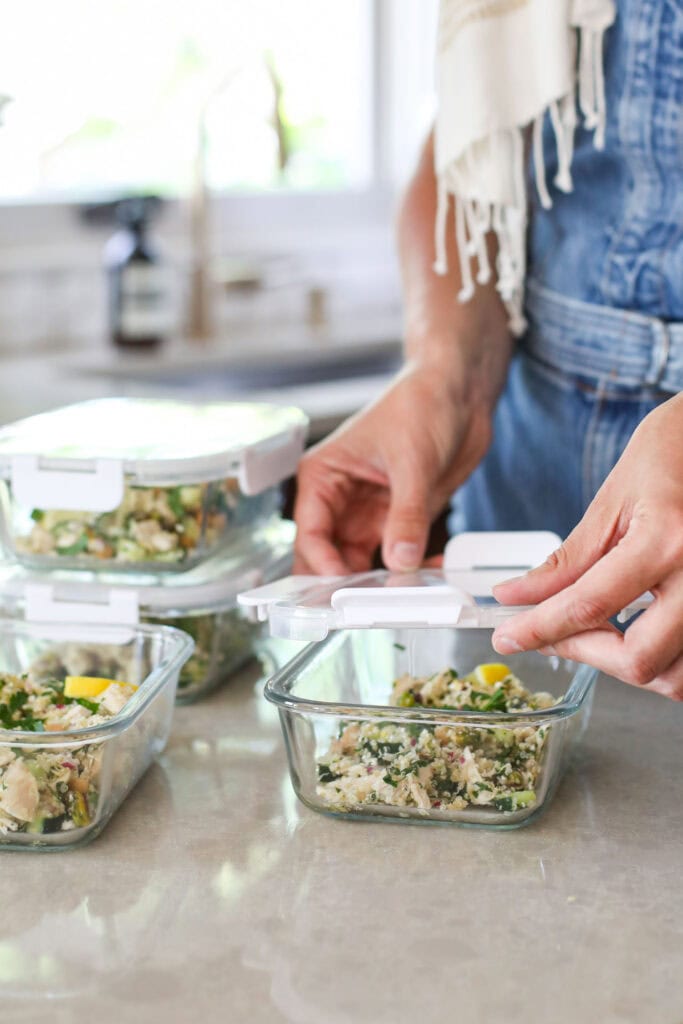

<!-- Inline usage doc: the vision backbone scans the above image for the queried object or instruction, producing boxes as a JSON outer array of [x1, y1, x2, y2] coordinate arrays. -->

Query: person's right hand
[[293, 359, 498, 575]]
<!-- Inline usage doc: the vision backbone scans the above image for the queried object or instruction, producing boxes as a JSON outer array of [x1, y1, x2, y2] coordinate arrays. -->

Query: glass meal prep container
[[239, 532, 607, 830], [0, 398, 308, 574], [0, 521, 295, 705], [0, 616, 193, 850]]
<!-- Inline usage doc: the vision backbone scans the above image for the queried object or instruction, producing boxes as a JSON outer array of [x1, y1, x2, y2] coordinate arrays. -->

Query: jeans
[[449, 281, 683, 539]]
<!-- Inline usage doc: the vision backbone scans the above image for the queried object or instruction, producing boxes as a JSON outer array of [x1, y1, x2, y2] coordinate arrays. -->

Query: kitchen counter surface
[[2, 658, 682, 1024]]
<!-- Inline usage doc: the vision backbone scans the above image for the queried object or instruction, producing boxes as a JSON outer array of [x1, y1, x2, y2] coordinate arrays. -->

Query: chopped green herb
[[65, 696, 100, 714], [56, 534, 89, 556], [167, 487, 185, 520], [397, 692, 416, 707]]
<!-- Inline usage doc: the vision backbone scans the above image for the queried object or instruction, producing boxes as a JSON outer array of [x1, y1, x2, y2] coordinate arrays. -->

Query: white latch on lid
[[330, 585, 475, 628], [443, 531, 561, 595], [238, 425, 308, 496], [25, 583, 140, 627], [445, 531, 652, 620], [11, 455, 125, 512]]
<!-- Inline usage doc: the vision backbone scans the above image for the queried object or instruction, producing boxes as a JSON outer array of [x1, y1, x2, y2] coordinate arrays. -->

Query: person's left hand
[[490, 392, 683, 701]]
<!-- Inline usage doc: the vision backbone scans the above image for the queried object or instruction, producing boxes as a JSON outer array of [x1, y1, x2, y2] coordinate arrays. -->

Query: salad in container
[[0, 618, 192, 850], [0, 522, 295, 704], [0, 398, 307, 573], [239, 532, 614, 830]]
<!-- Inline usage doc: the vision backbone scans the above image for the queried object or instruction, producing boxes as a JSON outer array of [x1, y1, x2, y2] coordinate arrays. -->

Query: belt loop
[[645, 319, 671, 387]]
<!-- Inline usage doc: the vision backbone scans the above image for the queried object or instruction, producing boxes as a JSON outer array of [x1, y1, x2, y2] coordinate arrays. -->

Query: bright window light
[[0, 0, 373, 201]]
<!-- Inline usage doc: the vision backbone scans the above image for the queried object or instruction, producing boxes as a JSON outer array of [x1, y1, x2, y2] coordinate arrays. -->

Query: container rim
[[264, 631, 598, 725], [0, 618, 193, 746]]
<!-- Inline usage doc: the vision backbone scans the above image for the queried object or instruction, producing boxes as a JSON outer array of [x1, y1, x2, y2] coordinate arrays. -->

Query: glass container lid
[[0, 398, 309, 508], [238, 531, 651, 641]]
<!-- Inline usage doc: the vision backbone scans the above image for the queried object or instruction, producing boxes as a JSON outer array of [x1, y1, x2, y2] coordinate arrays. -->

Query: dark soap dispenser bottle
[[105, 197, 169, 350]]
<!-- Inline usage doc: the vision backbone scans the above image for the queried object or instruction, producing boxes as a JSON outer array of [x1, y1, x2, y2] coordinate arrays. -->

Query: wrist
[[404, 326, 512, 416]]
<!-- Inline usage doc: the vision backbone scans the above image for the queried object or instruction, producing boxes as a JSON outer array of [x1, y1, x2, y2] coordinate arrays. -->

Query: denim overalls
[[451, 0, 683, 539]]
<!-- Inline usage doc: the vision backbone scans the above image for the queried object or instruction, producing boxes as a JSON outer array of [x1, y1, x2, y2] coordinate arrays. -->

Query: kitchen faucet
[[187, 56, 290, 342]]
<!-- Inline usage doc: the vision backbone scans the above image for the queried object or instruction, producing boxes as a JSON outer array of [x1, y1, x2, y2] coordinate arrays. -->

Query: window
[[0, 1, 438, 351], [0, 0, 374, 201]]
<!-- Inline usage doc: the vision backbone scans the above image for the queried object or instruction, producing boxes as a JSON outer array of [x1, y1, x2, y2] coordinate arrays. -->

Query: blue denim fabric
[[529, 0, 683, 319], [449, 281, 683, 537], [450, 1, 683, 538]]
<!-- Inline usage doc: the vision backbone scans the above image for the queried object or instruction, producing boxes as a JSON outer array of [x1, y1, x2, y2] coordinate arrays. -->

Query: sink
[[67, 332, 403, 395], [59, 324, 403, 435], [127, 347, 401, 393]]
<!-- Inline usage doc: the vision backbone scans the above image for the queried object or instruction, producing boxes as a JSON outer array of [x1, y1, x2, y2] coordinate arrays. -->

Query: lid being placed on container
[[238, 531, 653, 641], [0, 521, 295, 626], [0, 398, 308, 510]]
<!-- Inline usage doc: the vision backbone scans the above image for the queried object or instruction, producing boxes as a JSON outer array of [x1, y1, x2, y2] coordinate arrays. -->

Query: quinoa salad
[[15, 479, 245, 566], [0, 673, 137, 837], [316, 664, 557, 817]]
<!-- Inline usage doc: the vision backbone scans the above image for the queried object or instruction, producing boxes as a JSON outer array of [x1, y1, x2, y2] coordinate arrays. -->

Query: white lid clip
[[11, 455, 125, 512], [25, 583, 140, 627]]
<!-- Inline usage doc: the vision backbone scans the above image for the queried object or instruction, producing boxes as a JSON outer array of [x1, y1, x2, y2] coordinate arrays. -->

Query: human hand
[[491, 393, 683, 700], [293, 360, 496, 575]]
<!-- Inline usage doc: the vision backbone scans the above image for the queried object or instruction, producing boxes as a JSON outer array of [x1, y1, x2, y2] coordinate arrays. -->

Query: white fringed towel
[[434, 0, 616, 333]]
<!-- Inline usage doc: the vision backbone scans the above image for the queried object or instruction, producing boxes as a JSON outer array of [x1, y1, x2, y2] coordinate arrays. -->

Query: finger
[[492, 527, 665, 653], [294, 532, 352, 576], [294, 485, 353, 576], [647, 649, 683, 701], [614, 571, 683, 683], [534, 623, 624, 675], [545, 629, 683, 701], [381, 463, 431, 572], [423, 554, 444, 568], [339, 541, 379, 573], [292, 549, 314, 574], [534, 584, 683, 697], [493, 493, 621, 606]]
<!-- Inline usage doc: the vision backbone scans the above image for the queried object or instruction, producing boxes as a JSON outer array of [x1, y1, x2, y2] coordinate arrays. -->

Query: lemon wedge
[[64, 676, 136, 698], [473, 663, 511, 687]]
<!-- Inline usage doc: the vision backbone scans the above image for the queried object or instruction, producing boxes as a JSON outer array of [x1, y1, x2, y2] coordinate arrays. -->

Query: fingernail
[[539, 645, 557, 656], [391, 542, 420, 571], [492, 634, 523, 655]]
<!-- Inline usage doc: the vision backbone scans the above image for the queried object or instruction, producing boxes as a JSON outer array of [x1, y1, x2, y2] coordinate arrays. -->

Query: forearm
[[397, 132, 513, 409]]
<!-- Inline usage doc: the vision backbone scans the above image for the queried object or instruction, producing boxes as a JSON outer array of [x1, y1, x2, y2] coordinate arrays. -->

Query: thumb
[[381, 466, 431, 572], [493, 496, 618, 605]]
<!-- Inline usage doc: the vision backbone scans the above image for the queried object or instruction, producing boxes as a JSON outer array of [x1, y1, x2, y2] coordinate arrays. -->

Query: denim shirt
[[528, 0, 683, 320]]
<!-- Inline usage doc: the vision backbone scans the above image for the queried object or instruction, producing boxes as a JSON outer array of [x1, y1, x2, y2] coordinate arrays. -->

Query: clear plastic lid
[[0, 398, 309, 508], [238, 531, 652, 640], [0, 521, 295, 624]]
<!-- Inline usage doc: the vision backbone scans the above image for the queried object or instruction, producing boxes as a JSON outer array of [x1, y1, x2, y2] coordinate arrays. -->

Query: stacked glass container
[[0, 398, 307, 848]]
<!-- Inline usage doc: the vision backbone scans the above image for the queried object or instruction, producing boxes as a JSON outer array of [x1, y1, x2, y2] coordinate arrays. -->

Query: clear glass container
[[240, 532, 602, 830], [0, 398, 307, 573], [0, 618, 193, 850], [265, 627, 597, 829], [1, 479, 283, 572]]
